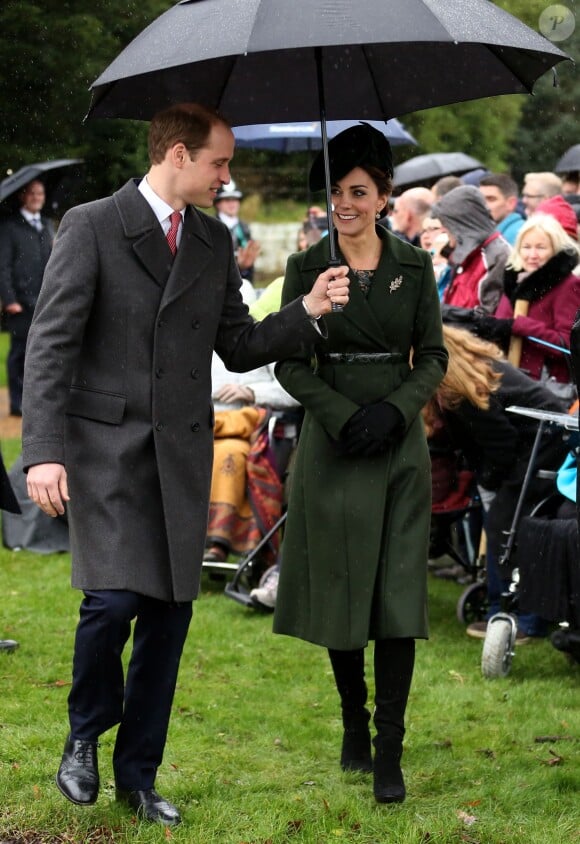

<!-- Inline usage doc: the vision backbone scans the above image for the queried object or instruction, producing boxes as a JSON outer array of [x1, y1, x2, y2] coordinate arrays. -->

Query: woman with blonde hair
[[472, 213, 580, 390], [427, 325, 570, 640]]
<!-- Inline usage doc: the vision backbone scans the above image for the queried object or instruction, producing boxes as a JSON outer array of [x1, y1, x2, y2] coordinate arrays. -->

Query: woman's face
[[518, 228, 555, 273], [331, 167, 388, 238], [420, 217, 445, 251]]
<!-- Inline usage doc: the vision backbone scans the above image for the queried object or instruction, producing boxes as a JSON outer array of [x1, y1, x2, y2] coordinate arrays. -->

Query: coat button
[[191, 422, 200, 432], [192, 319, 200, 329], [155, 368, 164, 378], [158, 319, 166, 327], [155, 422, 164, 431], [191, 368, 199, 379]]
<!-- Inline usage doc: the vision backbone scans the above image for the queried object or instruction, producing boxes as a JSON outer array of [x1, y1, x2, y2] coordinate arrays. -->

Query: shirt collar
[[21, 209, 40, 223], [138, 176, 185, 225]]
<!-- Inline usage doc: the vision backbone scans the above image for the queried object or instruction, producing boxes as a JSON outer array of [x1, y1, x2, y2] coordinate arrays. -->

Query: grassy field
[[0, 442, 578, 844]]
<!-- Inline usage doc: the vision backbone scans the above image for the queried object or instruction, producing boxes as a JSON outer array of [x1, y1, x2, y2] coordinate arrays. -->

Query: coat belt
[[318, 352, 405, 364]]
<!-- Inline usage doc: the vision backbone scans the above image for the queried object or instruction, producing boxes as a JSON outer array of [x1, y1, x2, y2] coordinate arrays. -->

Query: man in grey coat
[[22, 103, 349, 826]]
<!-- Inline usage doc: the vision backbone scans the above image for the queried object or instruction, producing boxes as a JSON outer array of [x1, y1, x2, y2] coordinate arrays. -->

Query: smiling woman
[[272, 122, 448, 806]]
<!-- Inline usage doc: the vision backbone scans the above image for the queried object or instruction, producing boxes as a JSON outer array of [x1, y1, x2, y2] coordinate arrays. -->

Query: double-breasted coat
[[273, 227, 448, 650], [22, 180, 321, 603]]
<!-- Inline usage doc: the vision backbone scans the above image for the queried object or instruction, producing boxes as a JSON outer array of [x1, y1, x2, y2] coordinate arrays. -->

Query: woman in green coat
[[273, 124, 448, 804]]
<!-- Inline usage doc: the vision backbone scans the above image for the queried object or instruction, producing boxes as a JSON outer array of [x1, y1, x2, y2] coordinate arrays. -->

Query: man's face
[[20, 181, 45, 214], [390, 197, 410, 235], [522, 179, 547, 216], [181, 122, 235, 208], [479, 185, 514, 223], [215, 197, 240, 216]]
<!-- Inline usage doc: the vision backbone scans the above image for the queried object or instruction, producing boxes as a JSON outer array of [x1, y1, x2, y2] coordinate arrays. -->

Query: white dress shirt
[[138, 176, 184, 248]]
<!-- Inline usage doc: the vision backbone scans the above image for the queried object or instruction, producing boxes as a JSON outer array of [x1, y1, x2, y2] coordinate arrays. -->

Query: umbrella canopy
[[393, 152, 483, 189], [0, 159, 84, 211], [555, 144, 580, 174], [233, 119, 417, 151], [87, 0, 569, 124]]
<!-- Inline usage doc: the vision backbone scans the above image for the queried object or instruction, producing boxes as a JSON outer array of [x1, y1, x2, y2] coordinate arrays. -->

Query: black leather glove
[[339, 401, 404, 456], [472, 315, 513, 348]]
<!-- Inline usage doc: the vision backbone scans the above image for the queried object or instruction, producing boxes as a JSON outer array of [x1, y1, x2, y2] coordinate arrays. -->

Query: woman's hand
[[303, 265, 350, 317]]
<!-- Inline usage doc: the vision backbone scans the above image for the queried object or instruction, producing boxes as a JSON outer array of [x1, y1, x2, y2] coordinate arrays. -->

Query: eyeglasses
[[521, 193, 546, 200]]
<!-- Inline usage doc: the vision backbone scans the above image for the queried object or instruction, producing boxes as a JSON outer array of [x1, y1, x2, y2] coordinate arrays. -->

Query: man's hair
[[479, 173, 518, 198], [148, 103, 229, 165], [431, 176, 462, 199], [523, 171, 563, 198]]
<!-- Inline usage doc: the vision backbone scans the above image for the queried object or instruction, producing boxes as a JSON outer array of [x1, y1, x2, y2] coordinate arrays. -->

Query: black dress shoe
[[0, 639, 19, 652], [55, 735, 99, 805], [116, 787, 182, 825]]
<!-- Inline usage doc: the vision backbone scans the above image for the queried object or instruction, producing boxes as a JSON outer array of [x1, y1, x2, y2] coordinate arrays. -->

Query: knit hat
[[309, 122, 393, 192], [535, 195, 578, 240]]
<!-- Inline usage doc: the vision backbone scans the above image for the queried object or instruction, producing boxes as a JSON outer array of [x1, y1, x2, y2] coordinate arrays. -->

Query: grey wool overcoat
[[273, 227, 448, 650], [22, 180, 321, 603]]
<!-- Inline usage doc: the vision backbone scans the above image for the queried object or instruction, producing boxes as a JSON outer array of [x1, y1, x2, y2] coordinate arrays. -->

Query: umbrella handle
[[326, 258, 345, 313], [507, 299, 529, 366]]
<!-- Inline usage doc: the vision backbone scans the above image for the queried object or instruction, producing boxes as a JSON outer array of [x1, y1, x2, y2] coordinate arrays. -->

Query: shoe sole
[[55, 773, 98, 805]]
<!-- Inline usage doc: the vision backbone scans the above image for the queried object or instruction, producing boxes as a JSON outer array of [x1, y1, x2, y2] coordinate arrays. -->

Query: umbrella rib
[[485, 44, 537, 94], [360, 45, 391, 121]]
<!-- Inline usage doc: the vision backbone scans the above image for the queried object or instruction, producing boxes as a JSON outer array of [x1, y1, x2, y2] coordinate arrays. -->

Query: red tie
[[166, 210, 181, 255]]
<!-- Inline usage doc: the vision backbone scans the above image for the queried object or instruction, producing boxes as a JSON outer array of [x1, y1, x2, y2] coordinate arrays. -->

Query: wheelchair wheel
[[481, 617, 515, 678], [456, 581, 488, 625]]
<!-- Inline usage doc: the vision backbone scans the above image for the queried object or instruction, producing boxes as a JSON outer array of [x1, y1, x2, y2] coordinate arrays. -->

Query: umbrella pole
[[315, 47, 343, 312]]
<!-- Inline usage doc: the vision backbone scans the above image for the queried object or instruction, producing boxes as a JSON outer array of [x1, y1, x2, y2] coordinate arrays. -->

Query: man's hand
[[214, 384, 255, 404], [237, 240, 260, 270], [26, 463, 69, 517], [4, 303, 23, 315], [304, 266, 350, 317]]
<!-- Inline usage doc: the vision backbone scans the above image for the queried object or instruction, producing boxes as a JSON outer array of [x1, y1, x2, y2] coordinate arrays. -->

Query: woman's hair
[[440, 325, 503, 409], [507, 213, 580, 271], [363, 165, 393, 217], [423, 325, 503, 435]]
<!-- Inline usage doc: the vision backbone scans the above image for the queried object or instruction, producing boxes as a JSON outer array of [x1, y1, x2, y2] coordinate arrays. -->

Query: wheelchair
[[201, 408, 302, 604]]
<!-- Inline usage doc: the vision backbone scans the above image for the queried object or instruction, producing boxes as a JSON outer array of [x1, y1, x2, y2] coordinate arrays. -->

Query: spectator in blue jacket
[[479, 174, 524, 246]]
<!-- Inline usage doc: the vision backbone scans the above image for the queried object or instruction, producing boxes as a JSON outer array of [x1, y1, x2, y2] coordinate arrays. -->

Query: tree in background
[[508, 0, 580, 184], [0, 0, 171, 205], [398, 0, 573, 175]]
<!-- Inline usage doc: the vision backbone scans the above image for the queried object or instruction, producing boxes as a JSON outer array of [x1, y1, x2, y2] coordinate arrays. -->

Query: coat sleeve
[[385, 255, 448, 428], [213, 245, 324, 374], [275, 254, 361, 440], [0, 222, 17, 306]]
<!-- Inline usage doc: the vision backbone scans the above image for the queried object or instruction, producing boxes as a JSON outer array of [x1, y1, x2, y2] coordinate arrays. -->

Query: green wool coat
[[273, 227, 448, 650]]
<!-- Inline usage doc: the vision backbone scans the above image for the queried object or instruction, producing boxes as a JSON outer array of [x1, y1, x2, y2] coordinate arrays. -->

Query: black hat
[[309, 122, 393, 192]]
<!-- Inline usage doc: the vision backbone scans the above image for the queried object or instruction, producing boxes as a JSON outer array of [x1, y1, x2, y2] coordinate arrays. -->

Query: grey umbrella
[[233, 119, 417, 151], [393, 152, 484, 189], [86, 0, 570, 278], [0, 159, 84, 210], [555, 145, 580, 174]]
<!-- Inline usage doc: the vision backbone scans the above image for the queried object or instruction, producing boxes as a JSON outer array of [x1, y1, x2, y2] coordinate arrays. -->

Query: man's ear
[[171, 142, 188, 168], [506, 195, 518, 213]]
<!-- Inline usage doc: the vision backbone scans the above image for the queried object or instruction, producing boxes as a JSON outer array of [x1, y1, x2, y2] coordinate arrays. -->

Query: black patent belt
[[318, 352, 405, 364]]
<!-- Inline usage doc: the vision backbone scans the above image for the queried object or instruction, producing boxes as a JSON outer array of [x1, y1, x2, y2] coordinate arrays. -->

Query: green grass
[[0, 439, 578, 843]]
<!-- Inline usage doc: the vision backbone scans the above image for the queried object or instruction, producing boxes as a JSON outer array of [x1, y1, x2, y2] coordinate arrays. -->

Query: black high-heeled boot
[[373, 637, 415, 803], [328, 648, 372, 773]]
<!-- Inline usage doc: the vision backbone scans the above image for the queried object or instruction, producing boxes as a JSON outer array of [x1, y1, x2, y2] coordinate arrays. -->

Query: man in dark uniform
[[0, 180, 54, 415]]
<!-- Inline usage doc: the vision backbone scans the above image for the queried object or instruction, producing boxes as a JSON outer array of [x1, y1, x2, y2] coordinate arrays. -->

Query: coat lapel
[[113, 181, 172, 287], [300, 227, 423, 348], [161, 207, 214, 308]]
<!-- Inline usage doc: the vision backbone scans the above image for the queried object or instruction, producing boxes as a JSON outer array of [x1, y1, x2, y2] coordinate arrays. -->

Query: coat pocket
[[66, 386, 126, 425]]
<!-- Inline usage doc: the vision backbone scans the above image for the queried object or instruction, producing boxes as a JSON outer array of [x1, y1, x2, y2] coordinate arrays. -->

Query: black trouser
[[68, 590, 192, 791], [7, 333, 27, 414]]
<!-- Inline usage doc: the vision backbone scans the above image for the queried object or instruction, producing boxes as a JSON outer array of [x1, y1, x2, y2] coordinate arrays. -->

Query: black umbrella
[[393, 152, 483, 189], [86, 0, 570, 281], [0, 159, 84, 213], [555, 144, 580, 174]]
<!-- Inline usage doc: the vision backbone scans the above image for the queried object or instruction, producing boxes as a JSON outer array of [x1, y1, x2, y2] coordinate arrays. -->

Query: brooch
[[389, 275, 403, 294]]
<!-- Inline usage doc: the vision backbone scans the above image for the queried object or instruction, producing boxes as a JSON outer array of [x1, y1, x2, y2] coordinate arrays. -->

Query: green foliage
[[0, 0, 172, 201], [508, 0, 580, 183]]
